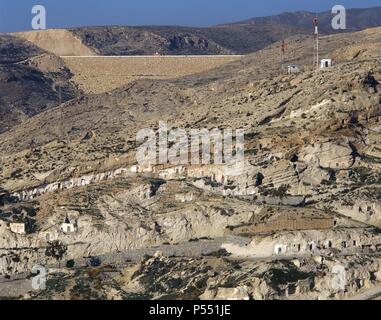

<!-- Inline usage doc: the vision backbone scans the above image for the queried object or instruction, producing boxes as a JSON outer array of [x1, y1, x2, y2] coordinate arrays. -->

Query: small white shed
[[61, 223, 75, 234], [287, 65, 300, 74], [60, 217, 76, 234], [320, 59, 332, 69], [10, 223, 26, 235]]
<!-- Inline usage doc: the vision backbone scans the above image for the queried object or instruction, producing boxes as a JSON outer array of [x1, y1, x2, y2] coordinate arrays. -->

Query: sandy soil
[[13, 29, 96, 56]]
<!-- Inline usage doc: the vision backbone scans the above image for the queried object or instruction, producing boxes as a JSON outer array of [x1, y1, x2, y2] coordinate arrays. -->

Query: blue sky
[[0, 0, 380, 32]]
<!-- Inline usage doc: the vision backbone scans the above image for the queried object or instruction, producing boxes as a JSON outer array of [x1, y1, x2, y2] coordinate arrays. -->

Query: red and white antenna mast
[[313, 17, 319, 70]]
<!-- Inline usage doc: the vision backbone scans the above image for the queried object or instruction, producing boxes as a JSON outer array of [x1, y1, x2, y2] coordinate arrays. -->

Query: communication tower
[[313, 17, 319, 70]]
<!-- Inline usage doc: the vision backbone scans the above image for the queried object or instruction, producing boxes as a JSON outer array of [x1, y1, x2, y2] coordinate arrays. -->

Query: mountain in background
[[3, 6, 381, 133], [11, 6, 381, 56], [68, 6, 381, 55]]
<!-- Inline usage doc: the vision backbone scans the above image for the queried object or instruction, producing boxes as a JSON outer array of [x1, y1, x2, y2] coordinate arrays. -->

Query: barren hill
[[71, 7, 381, 56], [11, 7, 381, 57], [0, 34, 43, 64], [1, 26, 381, 186], [1, 25, 381, 300], [62, 55, 242, 94], [0, 35, 80, 133], [72, 7, 381, 55], [14, 29, 96, 56]]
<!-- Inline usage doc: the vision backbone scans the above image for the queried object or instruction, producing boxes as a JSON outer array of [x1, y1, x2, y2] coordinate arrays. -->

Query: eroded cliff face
[[0, 177, 255, 276]]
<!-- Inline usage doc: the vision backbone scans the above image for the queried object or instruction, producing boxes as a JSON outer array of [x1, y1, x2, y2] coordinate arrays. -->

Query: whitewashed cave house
[[60, 217, 76, 234]]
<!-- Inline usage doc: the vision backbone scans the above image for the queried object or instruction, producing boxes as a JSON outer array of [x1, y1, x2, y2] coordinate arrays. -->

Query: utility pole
[[313, 17, 319, 70], [59, 85, 64, 143], [54, 82, 66, 144]]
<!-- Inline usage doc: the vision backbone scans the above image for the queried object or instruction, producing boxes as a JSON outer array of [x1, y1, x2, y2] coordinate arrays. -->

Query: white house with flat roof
[[320, 59, 332, 69], [288, 65, 300, 74], [10, 223, 26, 235]]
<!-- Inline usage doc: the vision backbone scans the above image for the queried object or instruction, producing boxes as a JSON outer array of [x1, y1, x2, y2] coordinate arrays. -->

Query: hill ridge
[[10, 6, 381, 56]]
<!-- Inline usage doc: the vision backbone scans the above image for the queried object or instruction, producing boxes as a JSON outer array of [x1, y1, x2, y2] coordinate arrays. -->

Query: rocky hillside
[[1, 26, 381, 300], [0, 35, 80, 133], [11, 7, 381, 57], [71, 6, 381, 55], [22, 254, 381, 300], [71, 26, 234, 56], [15, 29, 96, 56]]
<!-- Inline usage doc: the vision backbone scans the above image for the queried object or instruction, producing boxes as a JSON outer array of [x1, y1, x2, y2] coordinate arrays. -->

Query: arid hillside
[[1, 26, 381, 189], [14, 29, 96, 56], [1, 25, 381, 300], [55, 25, 381, 97], [62, 55, 242, 94], [11, 7, 381, 56], [71, 6, 381, 55], [0, 35, 80, 133]]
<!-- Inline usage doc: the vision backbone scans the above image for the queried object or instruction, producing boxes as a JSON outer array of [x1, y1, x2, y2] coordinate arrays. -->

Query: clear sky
[[0, 0, 380, 32]]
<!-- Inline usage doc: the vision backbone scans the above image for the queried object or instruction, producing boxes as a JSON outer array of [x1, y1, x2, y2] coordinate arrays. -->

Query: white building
[[175, 192, 195, 203], [287, 65, 300, 74], [41, 230, 59, 242], [274, 244, 288, 255], [130, 164, 153, 174], [320, 59, 332, 69], [60, 217, 76, 234], [61, 223, 75, 234], [222, 229, 377, 259], [10, 223, 26, 235], [159, 165, 187, 179]]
